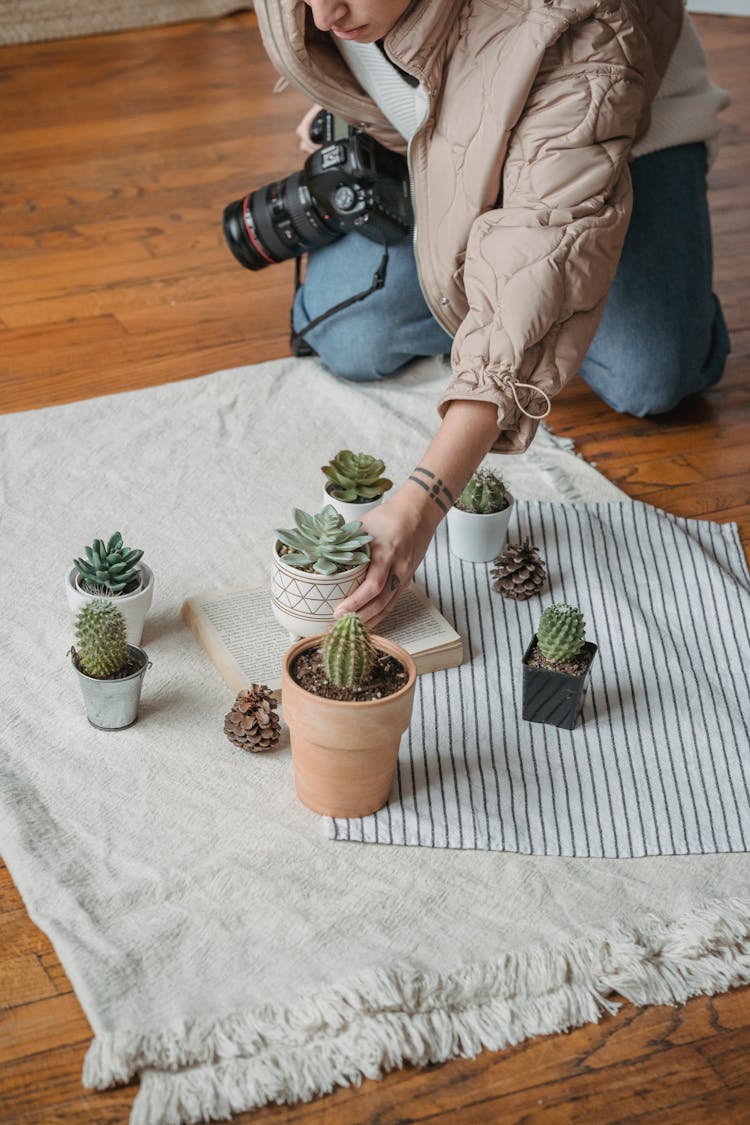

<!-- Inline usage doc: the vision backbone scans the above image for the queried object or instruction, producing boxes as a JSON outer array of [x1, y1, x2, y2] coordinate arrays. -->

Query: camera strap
[[289, 244, 389, 352]]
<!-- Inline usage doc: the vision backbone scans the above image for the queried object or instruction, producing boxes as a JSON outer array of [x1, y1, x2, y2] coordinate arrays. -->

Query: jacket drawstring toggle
[[499, 375, 552, 419]]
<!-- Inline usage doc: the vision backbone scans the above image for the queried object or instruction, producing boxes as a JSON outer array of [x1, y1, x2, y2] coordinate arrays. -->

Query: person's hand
[[335, 488, 441, 628], [296, 103, 324, 154]]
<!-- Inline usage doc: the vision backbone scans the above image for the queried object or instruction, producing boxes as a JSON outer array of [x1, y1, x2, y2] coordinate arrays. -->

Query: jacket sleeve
[[438, 59, 649, 453]]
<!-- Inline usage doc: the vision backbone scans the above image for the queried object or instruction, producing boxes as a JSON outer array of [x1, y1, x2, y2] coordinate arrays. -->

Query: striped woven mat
[[326, 500, 750, 858]]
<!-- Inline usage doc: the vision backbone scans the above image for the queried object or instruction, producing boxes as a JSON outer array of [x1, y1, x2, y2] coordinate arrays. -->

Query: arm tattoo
[[408, 466, 456, 514]]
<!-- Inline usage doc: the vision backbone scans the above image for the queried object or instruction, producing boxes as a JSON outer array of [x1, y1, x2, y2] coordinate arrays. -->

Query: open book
[[182, 582, 463, 698]]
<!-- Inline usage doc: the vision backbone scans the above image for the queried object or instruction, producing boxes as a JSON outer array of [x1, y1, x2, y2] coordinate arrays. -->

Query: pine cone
[[491, 539, 546, 600], [224, 684, 281, 752]]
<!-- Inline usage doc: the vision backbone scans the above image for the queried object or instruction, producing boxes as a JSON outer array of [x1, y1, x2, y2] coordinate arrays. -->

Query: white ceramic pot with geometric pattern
[[270, 542, 370, 639]]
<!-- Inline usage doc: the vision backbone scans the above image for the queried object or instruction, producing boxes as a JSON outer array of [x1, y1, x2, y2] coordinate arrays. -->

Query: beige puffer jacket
[[254, 0, 683, 452]]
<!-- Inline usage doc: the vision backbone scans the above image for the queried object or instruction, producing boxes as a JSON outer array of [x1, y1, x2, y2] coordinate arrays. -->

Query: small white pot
[[271, 542, 369, 638], [322, 485, 382, 523], [65, 563, 154, 646], [447, 497, 514, 563]]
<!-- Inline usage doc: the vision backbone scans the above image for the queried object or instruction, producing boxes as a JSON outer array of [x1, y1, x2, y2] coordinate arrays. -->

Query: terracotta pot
[[281, 634, 417, 817], [270, 541, 369, 638]]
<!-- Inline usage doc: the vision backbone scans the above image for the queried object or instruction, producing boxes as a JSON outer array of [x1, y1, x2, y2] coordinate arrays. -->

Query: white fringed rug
[[1, 357, 749, 1125]]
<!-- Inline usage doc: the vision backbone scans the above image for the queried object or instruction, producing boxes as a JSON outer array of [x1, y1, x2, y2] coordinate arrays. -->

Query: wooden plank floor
[[1, 11, 749, 1124]]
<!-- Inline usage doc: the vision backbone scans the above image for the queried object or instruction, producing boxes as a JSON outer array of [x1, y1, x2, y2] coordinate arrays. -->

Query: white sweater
[[335, 12, 729, 164]]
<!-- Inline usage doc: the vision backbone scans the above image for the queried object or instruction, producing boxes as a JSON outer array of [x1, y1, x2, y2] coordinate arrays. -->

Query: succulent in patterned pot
[[271, 505, 372, 638], [281, 612, 417, 817], [446, 467, 514, 563], [65, 531, 154, 646], [69, 600, 150, 731], [322, 449, 393, 521], [521, 604, 598, 730]]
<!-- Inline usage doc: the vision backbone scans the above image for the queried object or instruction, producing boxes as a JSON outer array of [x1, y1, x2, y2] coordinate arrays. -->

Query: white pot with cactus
[[321, 449, 393, 522], [271, 505, 371, 638], [65, 532, 153, 646], [447, 468, 514, 563], [70, 600, 150, 730]]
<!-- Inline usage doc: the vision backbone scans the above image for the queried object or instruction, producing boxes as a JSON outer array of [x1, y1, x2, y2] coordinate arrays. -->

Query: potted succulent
[[65, 532, 153, 645], [447, 467, 514, 563], [522, 604, 598, 730], [281, 612, 417, 817], [69, 600, 150, 730], [271, 505, 372, 637], [322, 449, 393, 521]]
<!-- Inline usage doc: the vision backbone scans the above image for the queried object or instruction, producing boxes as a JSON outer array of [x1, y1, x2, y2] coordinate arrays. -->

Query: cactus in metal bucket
[[73, 532, 143, 595], [275, 506, 372, 576], [457, 469, 509, 514], [74, 600, 129, 678], [537, 604, 586, 664], [322, 450, 393, 503], [320, 613, 377, 688]]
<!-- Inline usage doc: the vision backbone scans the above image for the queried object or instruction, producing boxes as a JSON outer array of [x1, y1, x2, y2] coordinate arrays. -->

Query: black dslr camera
[[222, 111, 412, 271]]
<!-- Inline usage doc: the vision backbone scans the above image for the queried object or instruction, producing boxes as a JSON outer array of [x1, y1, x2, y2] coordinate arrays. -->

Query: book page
[[378, 586, 460, 650], [184, 581, 463, 695], [197, 587, 290, 689]]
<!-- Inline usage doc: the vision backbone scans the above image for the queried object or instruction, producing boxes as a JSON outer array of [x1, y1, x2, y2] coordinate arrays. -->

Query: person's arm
[[334, 399, 500, 626]]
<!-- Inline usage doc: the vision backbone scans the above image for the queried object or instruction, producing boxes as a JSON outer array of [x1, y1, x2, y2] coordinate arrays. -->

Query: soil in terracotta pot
[[292, 647, 407, 702], [525, 643, 594, 677]]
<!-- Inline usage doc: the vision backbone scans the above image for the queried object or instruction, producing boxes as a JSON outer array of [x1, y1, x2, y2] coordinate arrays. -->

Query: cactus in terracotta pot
[[275, 506, 372, 576], [320, 612, 377, 688], [322, 450, 393, 503], [74, 600, 129, 678], [281, 616, 418, 817]]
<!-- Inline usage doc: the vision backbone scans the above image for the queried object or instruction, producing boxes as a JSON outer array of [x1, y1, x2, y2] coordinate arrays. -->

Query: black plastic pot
[[521, 636, 598, 730]]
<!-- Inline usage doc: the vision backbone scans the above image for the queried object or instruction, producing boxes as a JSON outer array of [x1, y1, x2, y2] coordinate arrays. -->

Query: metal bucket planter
[[521, 636, 598, 730], [71, 645, 150, 730]]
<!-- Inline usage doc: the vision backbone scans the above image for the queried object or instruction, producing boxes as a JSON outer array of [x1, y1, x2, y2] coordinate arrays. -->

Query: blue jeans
[[292, 142, 730, 416]]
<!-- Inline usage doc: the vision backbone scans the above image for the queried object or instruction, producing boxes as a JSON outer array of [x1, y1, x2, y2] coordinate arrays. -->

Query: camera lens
[[223, 172, 342, 272]]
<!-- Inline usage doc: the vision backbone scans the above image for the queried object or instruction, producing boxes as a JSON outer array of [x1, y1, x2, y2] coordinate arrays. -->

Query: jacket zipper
[[405, 88, 450, 332], [406, 131, 449, 332]]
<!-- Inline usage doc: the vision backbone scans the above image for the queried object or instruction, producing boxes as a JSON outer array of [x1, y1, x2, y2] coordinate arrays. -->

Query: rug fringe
[[82, 896, 750, 1125], [533, 422, 610, 503]]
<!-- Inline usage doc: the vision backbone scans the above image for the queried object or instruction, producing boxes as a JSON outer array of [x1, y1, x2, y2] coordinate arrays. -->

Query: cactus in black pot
[[522, 603, 598, 730]]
